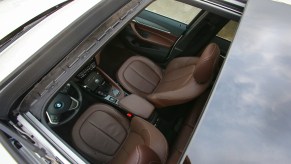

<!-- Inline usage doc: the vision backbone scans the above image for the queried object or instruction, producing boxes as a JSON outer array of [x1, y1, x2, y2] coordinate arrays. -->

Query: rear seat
[[167, 91, 210, 164]]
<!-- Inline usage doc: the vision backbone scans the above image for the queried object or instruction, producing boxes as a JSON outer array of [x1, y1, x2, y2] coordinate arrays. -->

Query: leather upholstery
[[72, 104, 168, 163], [112, 116, 168, 164], [117, 43, 220, 108], [147, 57, 208, 108], [125, 145, 162, 164], [72, 104, 129, 163], [194, 43, 220, 84], [119, 94, 154, 119], [117, 56, 163, 97]]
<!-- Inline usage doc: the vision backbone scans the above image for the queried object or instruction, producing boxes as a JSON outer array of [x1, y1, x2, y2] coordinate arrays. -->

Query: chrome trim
[[202, 0, 244, 14], [104, 95, 119, 104], [45, 112, 59, 125], [69, 96, 79, 110], [225, 0, 246, 7], [132, 19, 171, 34]]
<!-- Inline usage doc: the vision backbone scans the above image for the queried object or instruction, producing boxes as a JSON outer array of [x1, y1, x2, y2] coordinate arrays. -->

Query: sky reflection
[[185, 0, 291, 163]]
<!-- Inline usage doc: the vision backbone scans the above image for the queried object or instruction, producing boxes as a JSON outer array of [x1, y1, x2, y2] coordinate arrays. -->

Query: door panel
[[130, 21, 178, 48], [121, 10, 187, 63], [137, 10, 187, 36]]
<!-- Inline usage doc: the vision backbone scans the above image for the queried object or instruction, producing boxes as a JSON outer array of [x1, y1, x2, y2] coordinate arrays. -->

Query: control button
[[109, 97, 117, 103], [95, 79, 100, 84], [97, 91, 107, 97]]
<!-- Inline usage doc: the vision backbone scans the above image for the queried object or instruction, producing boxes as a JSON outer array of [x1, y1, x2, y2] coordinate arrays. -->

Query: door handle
[[130, 22, 174, 48]]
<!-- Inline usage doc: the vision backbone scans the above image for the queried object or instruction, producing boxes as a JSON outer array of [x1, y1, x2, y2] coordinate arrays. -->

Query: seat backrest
[[147, 43, 220, 108], [194, 43, 220, 84]]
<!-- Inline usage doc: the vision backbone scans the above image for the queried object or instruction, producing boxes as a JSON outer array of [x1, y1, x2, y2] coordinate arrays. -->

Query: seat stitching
[[118, 57, 162, 95], [128, 65, 158, 87], [136, 59, 163, 79], [77, 111, 115, 157], [128, 57, 163, 79], [88, 121, 121, 144], [101, 105, 130, 132], [165, 62, 196, 74], [137, 146, 141, 164], [162, 68, 194, 83]]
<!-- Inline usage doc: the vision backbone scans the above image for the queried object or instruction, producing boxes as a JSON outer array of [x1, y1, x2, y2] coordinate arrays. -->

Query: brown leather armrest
[[126, 145, 162, 164], [119, 94, 154, 119]]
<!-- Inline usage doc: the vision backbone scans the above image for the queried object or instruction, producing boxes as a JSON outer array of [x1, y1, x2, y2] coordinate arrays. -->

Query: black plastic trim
[[20, 0, 153, 119], [0, 0, 129, 119], [178, 0, 243, 21], [0, 130, 27, 164]]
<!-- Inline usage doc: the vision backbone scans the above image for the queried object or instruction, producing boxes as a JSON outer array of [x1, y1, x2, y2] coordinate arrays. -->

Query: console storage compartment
[[119, 94, 154, 119]]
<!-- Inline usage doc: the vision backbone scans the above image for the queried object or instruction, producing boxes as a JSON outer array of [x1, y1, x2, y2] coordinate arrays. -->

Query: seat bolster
[[117, 56, 163, 97], [125, 145, 162, 164], [194, 43, 220, 84], [130, 117, 168, 164], [165, 57, 199, 73], [147, 78, 209, 108]]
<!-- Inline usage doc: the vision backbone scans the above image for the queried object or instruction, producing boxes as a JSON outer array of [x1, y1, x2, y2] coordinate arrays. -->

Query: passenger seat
[[117, 43, 220, 108]]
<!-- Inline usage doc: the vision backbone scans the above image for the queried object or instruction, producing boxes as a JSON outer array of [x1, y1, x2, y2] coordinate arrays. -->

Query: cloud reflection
[[185, 0, 291, 163]]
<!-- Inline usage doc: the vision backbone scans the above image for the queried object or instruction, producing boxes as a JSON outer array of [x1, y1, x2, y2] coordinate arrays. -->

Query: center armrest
[[119, 94, 154, 119]]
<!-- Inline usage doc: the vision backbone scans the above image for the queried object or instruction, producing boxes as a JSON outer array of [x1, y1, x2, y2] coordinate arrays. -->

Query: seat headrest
[[194, 43, 220, 84], [126, 145, 162, 164]]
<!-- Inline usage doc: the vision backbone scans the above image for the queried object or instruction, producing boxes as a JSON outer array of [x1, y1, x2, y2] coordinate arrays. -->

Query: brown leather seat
[[117, 43, 220, 108], [72, 104, 168, 163]]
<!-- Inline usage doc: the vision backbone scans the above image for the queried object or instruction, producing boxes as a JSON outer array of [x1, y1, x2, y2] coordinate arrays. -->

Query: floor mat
[[155, 103, 193, 145]]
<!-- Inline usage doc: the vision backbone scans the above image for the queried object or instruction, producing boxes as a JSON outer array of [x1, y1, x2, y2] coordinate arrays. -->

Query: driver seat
[[72, 104, 168, 163]]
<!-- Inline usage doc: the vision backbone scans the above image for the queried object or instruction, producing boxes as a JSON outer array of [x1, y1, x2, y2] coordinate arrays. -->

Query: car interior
[[17, 1, 239, 163]]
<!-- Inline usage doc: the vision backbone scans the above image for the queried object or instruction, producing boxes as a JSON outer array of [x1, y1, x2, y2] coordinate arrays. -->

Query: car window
[[216, 20, 238, 42], [146, 0, 201, 24]]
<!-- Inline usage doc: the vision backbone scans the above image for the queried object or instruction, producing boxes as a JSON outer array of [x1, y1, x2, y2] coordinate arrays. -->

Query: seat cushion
[[117, 56, 163, 97], [72, 104, 130, 163]]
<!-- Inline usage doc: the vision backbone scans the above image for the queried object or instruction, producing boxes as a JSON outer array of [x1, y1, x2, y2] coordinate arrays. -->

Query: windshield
[[0, 0, 67, 41]]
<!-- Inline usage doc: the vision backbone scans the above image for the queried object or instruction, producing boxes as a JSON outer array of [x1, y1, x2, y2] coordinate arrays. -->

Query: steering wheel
[[46, 81, 82, 127]]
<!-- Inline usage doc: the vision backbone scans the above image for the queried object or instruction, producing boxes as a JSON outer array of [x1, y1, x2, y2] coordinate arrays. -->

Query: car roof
[[0, 0, 102, 85], [184, 0, 291, 163], [0, 0, 132, 119], [178, 0, 247, 20], [0, 0, 66, 41]]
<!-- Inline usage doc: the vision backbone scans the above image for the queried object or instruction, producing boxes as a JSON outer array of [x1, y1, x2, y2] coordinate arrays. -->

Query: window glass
[[217, 21, 239, 42], [146, 0, 201, 24]]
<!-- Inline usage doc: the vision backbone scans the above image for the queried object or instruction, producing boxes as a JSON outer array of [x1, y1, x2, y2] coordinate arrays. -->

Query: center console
[[76, 61, 125, 105], [76, 60, 154, 119]]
